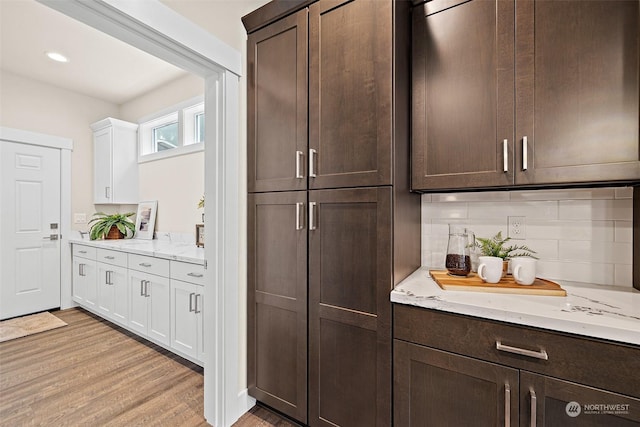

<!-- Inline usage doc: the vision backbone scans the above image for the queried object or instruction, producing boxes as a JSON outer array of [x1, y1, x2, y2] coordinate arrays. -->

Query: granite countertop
[[68, 234, 205, 265], [391, 267, 640, 346]]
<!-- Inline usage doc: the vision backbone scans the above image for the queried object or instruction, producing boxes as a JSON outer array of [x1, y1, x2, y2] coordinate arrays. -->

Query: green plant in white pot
[[88, 212, 136, 240]]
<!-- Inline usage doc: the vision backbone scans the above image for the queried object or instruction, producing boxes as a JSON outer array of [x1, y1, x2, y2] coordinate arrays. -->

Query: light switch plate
[[74, 213, 87, 224]]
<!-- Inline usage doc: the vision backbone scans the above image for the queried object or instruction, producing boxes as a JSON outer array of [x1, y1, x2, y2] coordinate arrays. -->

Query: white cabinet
[[128, 268, 171, 346], [91, 118, 138, 204], [170, 261, 205, 362], [72, 246, 97, 309], [96, 249, 128, 325]]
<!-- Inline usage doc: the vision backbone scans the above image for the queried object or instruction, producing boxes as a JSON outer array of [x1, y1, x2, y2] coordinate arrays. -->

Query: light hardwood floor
[[0, 308, 293, 427]]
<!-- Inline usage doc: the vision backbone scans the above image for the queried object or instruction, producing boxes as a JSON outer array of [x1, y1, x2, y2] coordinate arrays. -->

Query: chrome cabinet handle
[[105, 271, 111, 285], [530, 388, 537, 427], [309, 202, 317, 230], [503, 139, 508, 172], [104, 256, 115, 260], [496, 341, 548, 360], [79, 250, 87, 254], [139, 263, 152, 268], [295, 150, 304, 179], [504, 383, 511, 427], [189, 292, 195, 312], [105, 187, 111, 198], [187, 272, 203, 278], [144, 281, 150, 297], [295, 202, 304, 230], [195, 294, 201, 314], [79, 263, 85, 277], [140, 280, 145, 296], [522, 136, 528, 171], [309, 149, 317, 178]]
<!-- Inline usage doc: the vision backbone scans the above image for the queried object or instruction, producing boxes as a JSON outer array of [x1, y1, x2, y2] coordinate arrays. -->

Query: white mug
[[511, 257, 537, 285], [477, 256, 503, 284]]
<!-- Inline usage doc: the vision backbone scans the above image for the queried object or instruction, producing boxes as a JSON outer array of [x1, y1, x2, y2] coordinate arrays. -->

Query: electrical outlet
[[508, 216, 526, 240], [74, 213, 87, 224]]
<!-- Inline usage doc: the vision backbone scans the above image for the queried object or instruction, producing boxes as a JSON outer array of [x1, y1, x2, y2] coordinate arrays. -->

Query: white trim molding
[[0, 127, 74, 312], [34, 1, 249, 425]]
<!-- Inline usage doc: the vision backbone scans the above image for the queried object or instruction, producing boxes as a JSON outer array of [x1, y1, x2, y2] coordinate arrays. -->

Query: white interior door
[[0, 140, 61, 319]]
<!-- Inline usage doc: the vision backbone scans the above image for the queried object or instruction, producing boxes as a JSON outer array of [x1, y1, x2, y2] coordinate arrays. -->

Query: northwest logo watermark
[[566, 401, 631, 417]]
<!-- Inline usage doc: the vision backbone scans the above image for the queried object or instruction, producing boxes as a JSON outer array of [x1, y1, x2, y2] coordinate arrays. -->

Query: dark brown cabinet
[[411, 0, 640, 191], [247, 191, 308, 421], [394, 305, 640, 427], [244, 1, 420, 425], [247, 9, 308, 193]]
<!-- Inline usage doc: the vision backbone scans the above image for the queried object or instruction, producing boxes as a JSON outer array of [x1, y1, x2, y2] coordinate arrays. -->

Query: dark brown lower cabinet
[[248, 191, 308, 423], [309, 187, 392, 427], [520, 373, 640, 427], [394, 340, 518, 426], [394, 305, 640, 426]]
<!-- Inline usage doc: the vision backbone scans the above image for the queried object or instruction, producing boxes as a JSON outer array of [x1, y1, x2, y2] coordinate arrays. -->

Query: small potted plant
[[88, 212, 136, 240], [475, 231, 537, 276]]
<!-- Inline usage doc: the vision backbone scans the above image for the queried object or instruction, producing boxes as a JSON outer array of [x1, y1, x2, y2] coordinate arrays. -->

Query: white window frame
[[138, 95, 205, 163]]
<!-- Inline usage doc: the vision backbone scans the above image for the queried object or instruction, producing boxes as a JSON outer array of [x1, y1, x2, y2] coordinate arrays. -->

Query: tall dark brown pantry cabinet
[[244, 1, 420, 426], [411, 0, 640, 191]]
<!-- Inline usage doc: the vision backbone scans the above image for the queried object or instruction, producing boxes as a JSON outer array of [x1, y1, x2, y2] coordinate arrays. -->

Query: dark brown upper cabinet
[[412, 0, 640, 191], [308, 0, 393, 190], [247, 9, 308, 193]]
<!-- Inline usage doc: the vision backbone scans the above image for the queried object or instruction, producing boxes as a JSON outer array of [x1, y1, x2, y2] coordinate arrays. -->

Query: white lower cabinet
[[71, 243, 204, 365], [170, 279, 204, 361], [128, 269, 171, 347], [97, 263, 128, 325], [72, 257, 97, 309]]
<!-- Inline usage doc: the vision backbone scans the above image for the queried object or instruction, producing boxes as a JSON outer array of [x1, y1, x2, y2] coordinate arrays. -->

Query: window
[[138, 96, 205, 162]]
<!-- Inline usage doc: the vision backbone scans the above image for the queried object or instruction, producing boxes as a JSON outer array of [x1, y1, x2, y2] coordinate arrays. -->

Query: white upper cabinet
[[91, 118, 138, 204]]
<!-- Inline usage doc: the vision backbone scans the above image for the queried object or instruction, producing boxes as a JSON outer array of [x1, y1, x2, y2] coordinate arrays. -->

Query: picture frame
[[134, 200, 158, 240], [196, 224, 204, 248]]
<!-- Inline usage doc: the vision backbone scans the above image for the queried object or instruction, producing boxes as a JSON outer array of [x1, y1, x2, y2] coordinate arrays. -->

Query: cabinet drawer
[[128, 253, 170, 277], [170, 261, 205, 286], [96, 248, 127, 267], [394, 304, 640, 399], [73, 244, 96, 260]]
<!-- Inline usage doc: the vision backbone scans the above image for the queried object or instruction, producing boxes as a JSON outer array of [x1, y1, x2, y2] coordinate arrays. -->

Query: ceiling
[[0, 0, 189, 105]]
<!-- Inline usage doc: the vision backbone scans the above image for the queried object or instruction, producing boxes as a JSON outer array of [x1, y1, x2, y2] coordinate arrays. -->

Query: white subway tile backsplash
[[468, 201, 558, 220], [614, 221, 633, 243], [421, 187, 634, 288], [509, 188, 616, 201], [559, 199, 633, 221]]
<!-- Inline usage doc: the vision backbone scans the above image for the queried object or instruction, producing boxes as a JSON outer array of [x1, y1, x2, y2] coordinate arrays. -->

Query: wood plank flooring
[[0, 308, 293, 427]]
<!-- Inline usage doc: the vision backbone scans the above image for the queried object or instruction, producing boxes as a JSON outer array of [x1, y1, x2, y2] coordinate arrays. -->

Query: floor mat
[[0, 311, 67, 343]]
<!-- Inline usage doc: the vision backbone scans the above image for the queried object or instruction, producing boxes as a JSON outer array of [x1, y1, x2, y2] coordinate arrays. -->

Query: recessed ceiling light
[[45, 51, 69, 63]]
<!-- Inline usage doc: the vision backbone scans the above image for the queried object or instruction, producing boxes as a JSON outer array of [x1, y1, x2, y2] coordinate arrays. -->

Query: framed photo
[[196, 224, 204, 247], [196, 224, 204, 248], [135, 200, 157, 240]]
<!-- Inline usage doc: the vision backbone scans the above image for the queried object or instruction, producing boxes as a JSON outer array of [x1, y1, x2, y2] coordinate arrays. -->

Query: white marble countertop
[[68, 234, 205, 265], [392, 267, 640, 346]]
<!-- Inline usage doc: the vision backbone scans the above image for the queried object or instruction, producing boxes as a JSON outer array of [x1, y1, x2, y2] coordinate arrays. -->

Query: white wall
[[120, 73, 205, 233], [0, 70, 119, 231], [422, 187, 633, 287]]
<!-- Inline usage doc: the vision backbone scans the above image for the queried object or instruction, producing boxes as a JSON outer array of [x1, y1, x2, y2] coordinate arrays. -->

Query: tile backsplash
[[421, 187, 633, 287]]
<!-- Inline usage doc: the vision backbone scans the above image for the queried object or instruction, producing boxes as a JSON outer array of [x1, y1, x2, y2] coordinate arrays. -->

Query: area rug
[[0, 312, 67, 343]]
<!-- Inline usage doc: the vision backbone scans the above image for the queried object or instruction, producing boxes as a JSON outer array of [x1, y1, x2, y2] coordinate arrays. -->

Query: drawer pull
[[496, 341, 548, 360], [530, 388, 537, 427], [189, 293, 195, 312], [104, 256, 115, 260], [504, 383, 510, 427], [139, 262, 152, 268], [79, 250, 87, 254], [187, 272, 203, 278]]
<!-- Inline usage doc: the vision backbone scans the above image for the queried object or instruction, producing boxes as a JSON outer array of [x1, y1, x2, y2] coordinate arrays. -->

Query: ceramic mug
[[511, 257, 537, 285], [477, 256, 503, 284]]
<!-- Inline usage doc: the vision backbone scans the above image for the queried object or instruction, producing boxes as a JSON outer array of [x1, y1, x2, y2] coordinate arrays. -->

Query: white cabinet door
[[170, 279, 200, 359], [128, 269, 170, 346], [97, 263, 127, 325], [73, 258, 97, 308], [93, 127, 112, 204], [128, 270, 149, 336], [147, 275, 170, 346]]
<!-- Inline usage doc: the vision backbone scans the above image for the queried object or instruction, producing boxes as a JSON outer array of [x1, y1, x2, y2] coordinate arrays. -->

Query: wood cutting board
[[429, 270, 567, 296]]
